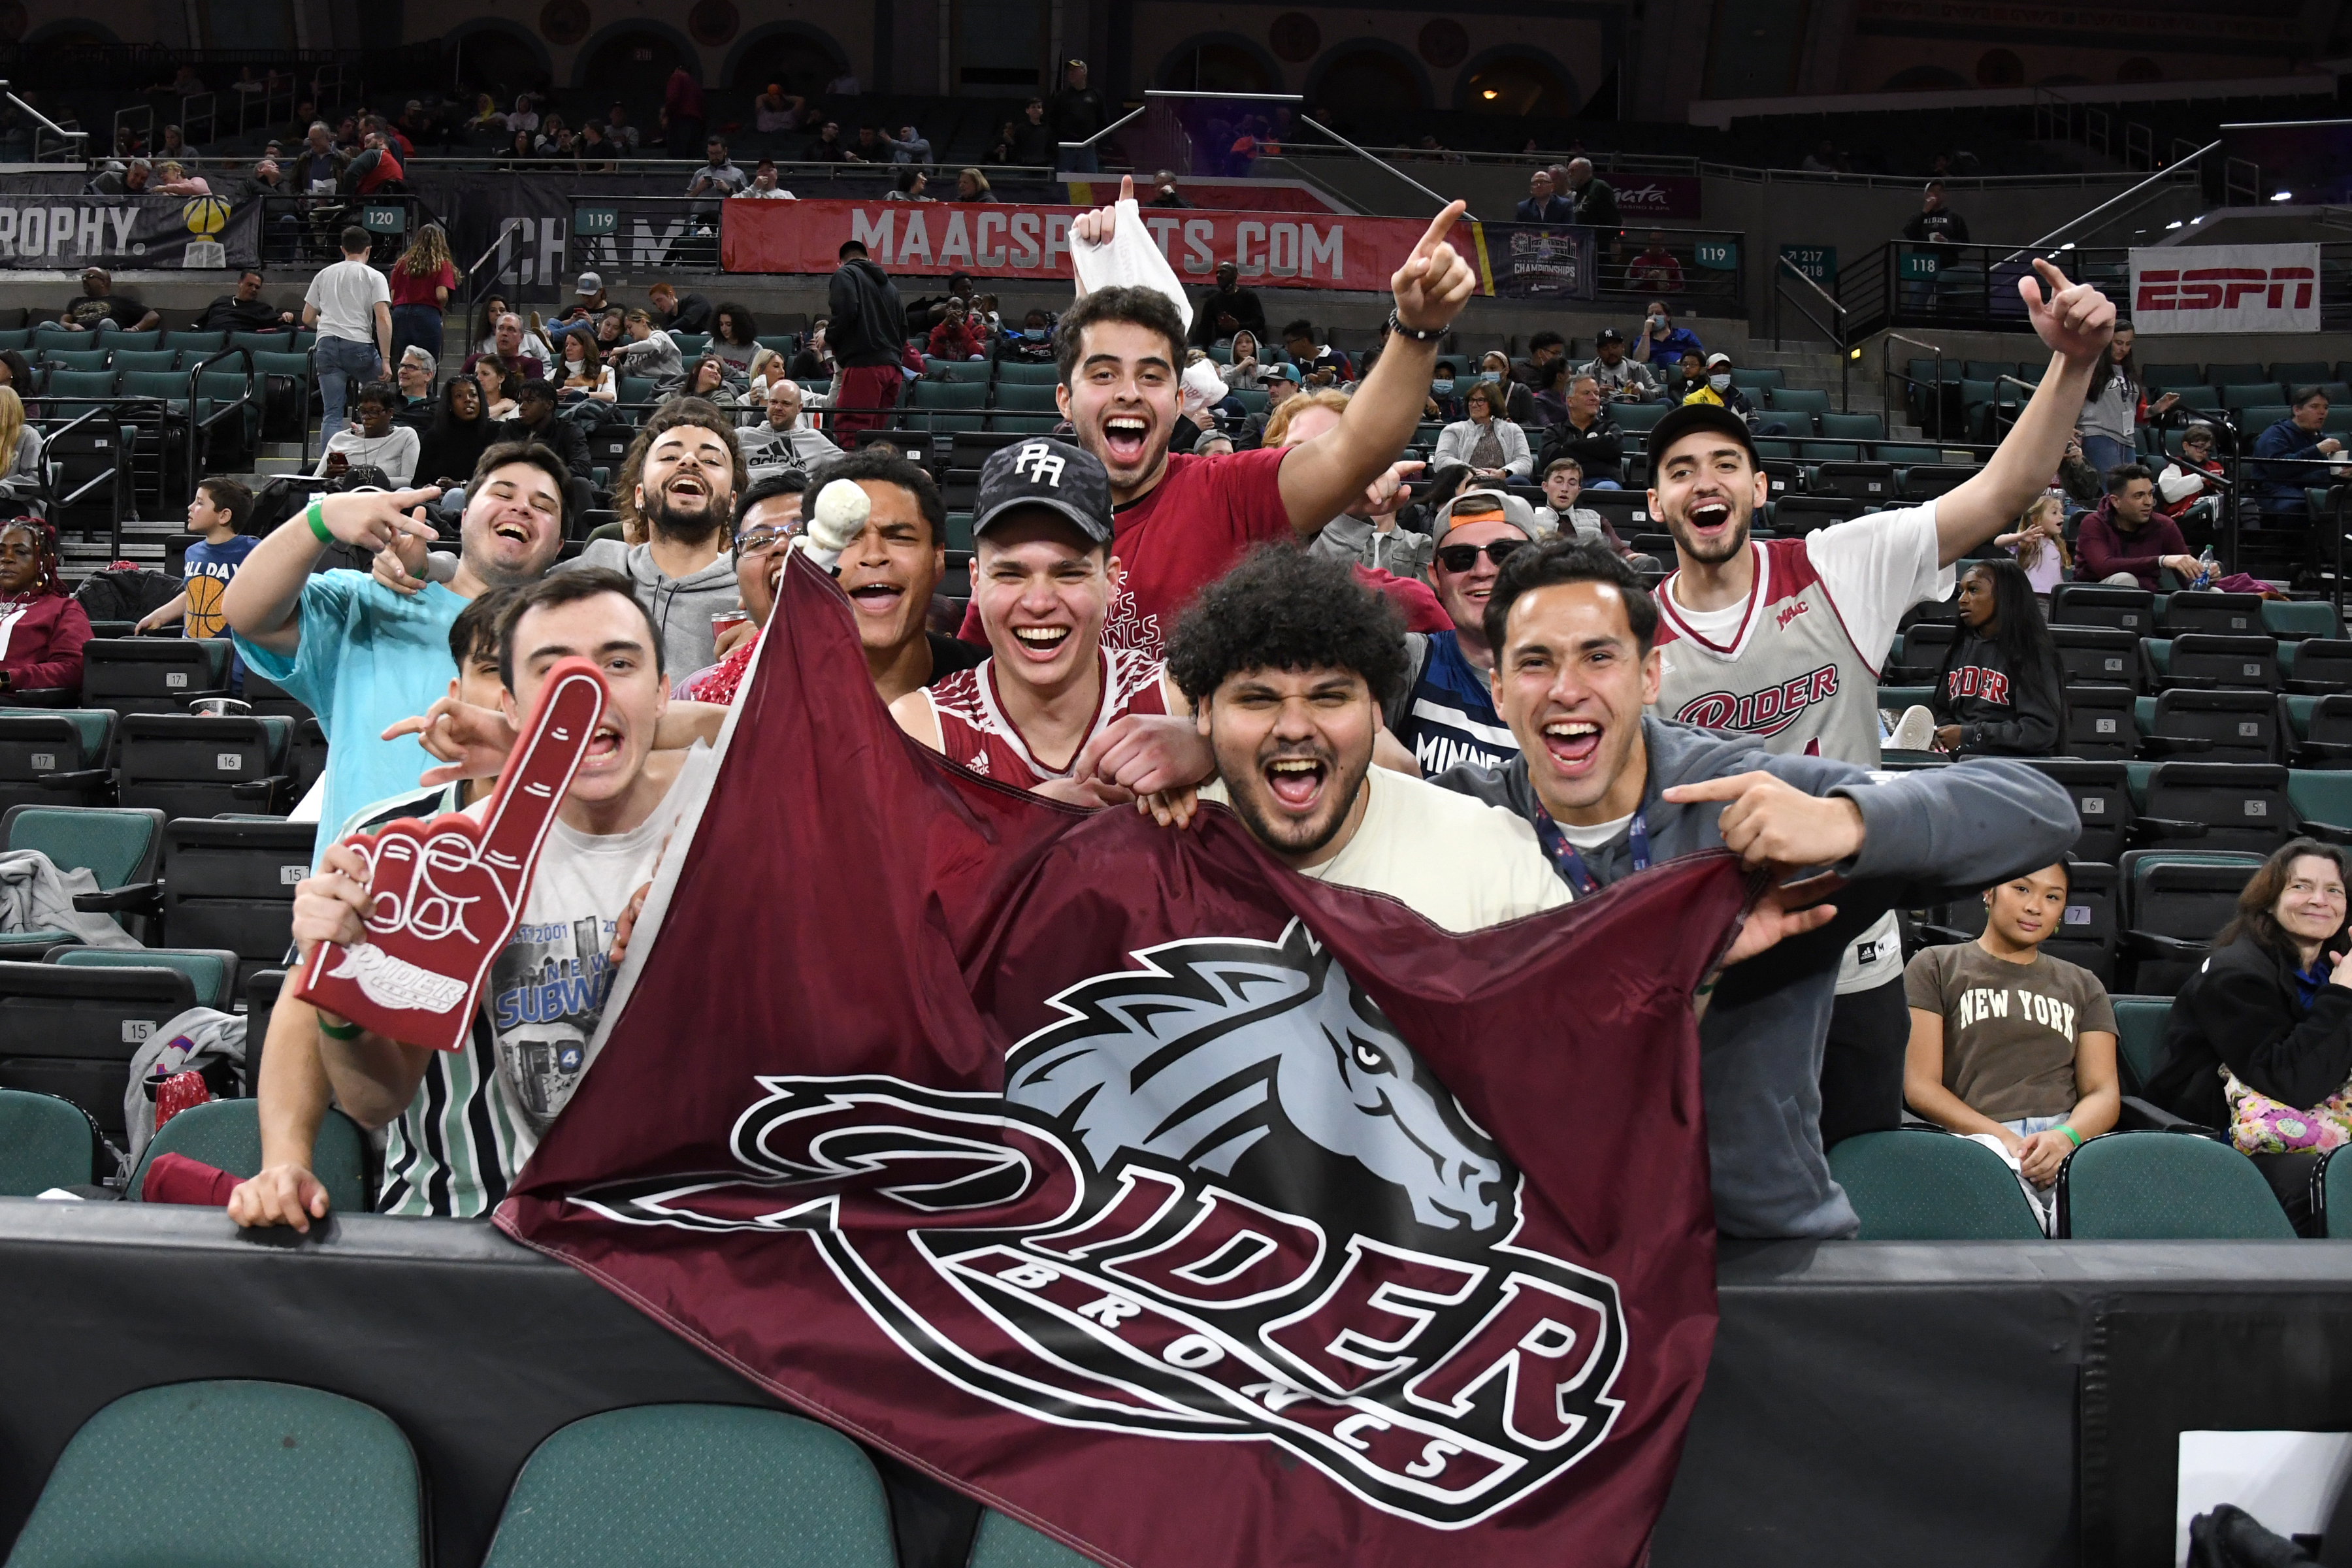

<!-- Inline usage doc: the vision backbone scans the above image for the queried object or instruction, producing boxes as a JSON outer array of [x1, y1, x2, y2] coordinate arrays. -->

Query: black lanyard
[[1531, 808, 1648, 896]]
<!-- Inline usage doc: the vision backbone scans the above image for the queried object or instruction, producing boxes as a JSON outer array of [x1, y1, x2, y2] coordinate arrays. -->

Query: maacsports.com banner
[[498, 553, 1742, 1567], [723, 198, 1486, 293], [0, 193, 258, 269], [2131, 242, 2321, 334]]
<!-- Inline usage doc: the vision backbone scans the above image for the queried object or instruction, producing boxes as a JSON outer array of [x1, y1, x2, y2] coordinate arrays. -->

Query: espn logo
[[2136, 266, 2315, 313]]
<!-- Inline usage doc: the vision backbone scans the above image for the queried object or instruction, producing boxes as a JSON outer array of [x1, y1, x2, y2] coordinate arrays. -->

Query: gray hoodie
[[567, 538, 742, 680], [1435, 716, 2077, 1239]]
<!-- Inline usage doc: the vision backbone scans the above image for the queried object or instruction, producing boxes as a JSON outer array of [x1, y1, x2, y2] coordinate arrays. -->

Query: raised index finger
[[1413, 201, 1467, 259], [1117, 173, 1134, 204], [1659, 770, 1776, 804], [480, 660, 610, 877]]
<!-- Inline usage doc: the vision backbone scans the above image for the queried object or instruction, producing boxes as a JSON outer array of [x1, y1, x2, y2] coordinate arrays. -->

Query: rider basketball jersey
[[924, 645, 1172, 789], [1651, 506, 1952, 990]]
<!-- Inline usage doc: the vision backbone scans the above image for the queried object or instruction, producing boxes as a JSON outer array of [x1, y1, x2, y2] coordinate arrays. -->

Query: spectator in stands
[[2076, 463, 2197, 589], [290, 122, 344, 191], [417, 377, 493, 490], [393, 347, 436, 428], [1903, 861, 2119, 1199], [2157, 421, 2225, 534], [1419, 540, 2075, 1234], [552, 327, 611, 402], [752, 84, 801, 135], [1995, 493, 2070, 601], [0, 387, 38, 506], [292, 570, 694, 1218], [556, 273, 608, 327], [807, 120, 852, 163], [671, 474, 806, 702], [1309, 459, 1437, 582], [227, 449, 564, 853], [1802, 139, 1845, 173], [709, 304, 780, 385], [889, 168, 931, 202], [0, 351, 32, 407], [58, 265, 159, 333], [1384, 490, 1533, 774], [463, 312, 545, 382], [1217, 328, 1269, 391], [998, 309, 1058, 366], [316, 382, 421, 486], [150, 159, 208, 195], [1434, 381, 1533, 482], [664, 65, 705, 157], [1563, 157, 1617, 229], [1637, 300, 1703, 370], [302, 228, 391, 444], [386, 223, 454, 368], [572, 400, 743, 676], [472, 355, 520, 421], [0, 520, 84, 696], [1578, 327, 1659, 402], [740, 380, 840, 472], [2147, 838, 2352, 1233], [743, 158, 793, 199], [606, 103, 640, 154], [342, 129, 404, 196], [1013, 99, 1056, 165], [2056, 433, 2102, 510], [195, 269, 295, 333], [1908, 557, 2066, 757], [497, 379, 591, 480], [1050, 58, 1108, 173], [2251, 387, 2345, 514], [1903, 180, 1968, 244], [137, 478, 258, 638], [608, 310, 685, 397], [1514, 168, 1573, 223], [1477, 350, 1539, 427], [1627, 231, 1684, 293], [1639, 261, 2119, 1147], [1147, 170, 1190, 208], [1514, 329, 1569, 388], [683, 355, 743, 410], [954, 167, 998, 202], [1281, 319, 1351, 385], [248, 156, 287, 198], [686, 136, 747, 199], [927, 297, 989, 362], [1190, 260, 1269, 349], [1533, 456, 1650, 566], [647, 282, 715, 338], [1537, 373, 1624, 489], [788, 318, 835, 381], [1680, 350, 1787, 434], [2076, 323, 2172, 476], [826, 239, 909, 440]]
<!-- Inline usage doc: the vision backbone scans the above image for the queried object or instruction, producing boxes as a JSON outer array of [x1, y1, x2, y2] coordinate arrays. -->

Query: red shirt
[[960, 447, 1292, 658], [388, 261, 454, 308], [923, 647, 1171, 787], [0, 595, 91, 694]]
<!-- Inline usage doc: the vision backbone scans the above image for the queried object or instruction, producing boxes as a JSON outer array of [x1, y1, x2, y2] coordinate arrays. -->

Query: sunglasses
[[1436, 539, 1529, 574], [734, 524, 796, 554]]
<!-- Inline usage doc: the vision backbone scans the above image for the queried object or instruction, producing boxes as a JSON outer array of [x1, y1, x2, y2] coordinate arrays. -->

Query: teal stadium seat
[[2057, 1130, 2297, 1239], [1828, 1128, 2044, 1239], [966, 1510, 1100, 1568], [0, 1086, 100, 1193], [127, 1096, 372, 1212]]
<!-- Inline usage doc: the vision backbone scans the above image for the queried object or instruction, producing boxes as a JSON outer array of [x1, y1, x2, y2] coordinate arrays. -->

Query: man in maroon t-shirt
[[960, 176, 1475, 659]]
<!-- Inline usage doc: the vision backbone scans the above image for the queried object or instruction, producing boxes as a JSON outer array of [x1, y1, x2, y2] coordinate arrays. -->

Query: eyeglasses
[[734, 525, 796, 554], [1436, 539, 1529, 574]]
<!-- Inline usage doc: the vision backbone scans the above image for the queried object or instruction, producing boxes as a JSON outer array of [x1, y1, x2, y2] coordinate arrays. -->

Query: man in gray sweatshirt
[[1432, 540, 2078, 1237], [568, 399, 743, 677]]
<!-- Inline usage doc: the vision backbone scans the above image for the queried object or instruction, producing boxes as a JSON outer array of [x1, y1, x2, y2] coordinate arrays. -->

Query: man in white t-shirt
[[287, 568, 693, 1217], [1643, 257, 2116, 1145], [1168, 545, 1565, 934], [302, 224, 392, 443]]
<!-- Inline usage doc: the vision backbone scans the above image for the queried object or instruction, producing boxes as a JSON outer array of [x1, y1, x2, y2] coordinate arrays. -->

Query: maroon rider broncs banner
[[498, 555, 1744, 1566]]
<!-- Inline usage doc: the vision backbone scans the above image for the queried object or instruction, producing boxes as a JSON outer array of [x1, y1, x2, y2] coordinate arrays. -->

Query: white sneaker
[[1887, 705, 1936, 752]]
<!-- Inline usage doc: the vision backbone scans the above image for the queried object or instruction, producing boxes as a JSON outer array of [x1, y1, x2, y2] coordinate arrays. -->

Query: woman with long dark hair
[[1927, 557, 2066, 756], [416, 376, 493, 490], [709, 302, 781, 385], [2147, 838, 2352, 1232], [0, 519, 90, 696], [2075, 321, 2179, 477]]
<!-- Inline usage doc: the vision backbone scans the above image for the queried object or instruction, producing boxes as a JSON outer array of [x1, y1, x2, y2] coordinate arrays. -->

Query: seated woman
[[1903, 860, 2120, 1208], [685, 353, 743, 409], [1432, 380, 1531, 482], [2147, 838, 2352, 1234], [0, 519, 91, 697], [472, 355, 519, 422], [553, 325, 614, 402], [1925, 557, 2065, 757], [1217, 329, 1267, 393]]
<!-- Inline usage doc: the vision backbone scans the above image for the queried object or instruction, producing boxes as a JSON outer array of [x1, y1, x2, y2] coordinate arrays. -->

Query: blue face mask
[[1430, 378, 1455, 395], [1478, 371, 1501, 384], [1024, 327, 1046, 340]]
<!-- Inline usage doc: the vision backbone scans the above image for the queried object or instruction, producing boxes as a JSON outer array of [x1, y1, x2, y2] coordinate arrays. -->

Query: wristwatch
[[1385, 311, 1444, 344]]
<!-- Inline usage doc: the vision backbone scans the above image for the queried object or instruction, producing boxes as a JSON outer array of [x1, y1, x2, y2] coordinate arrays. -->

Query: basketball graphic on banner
[[180, 195, 232, 270]]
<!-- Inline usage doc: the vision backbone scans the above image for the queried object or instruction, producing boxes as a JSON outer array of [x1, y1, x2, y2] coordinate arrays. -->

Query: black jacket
[[195, 295, 287, 333], [496, 413, 591, 482], [828, 258, 908, 368], [656, 294, 713, 336], [1929, 630, 2065, 756], [2147, 937, 2352, 1129], [1537, 411, 1624, 487], [1571, 178, 1618, 229], [1190, 285, 1267, 347]]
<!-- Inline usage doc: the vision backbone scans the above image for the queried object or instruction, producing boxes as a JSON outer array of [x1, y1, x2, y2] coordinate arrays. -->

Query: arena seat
[[993, 361, 1060, 385], [106, 349, 176, 374], [2048, 583, 2154, 634], [2061, 683, 2136, 760], [5, 1380, 427, 1568], [923, 359, 990, 383], [1827, 1128, 2044, 1240], [2024, 761, 2132, 860], [157, 817, 310, 987], [2140, 762, 2293, 853], [115, 713, 295, 818], [908, 379, 987, 433], [2157, 591, 2265, 636], [0, 959, 195, 1137], [1897, 463, 1976, 502], [1612, 400, 1668, 436], [39, 350, 110, 374], [2107, 994, 2173, 1099], [2283, 638, 2352, 693], [966, 1509, 1097, 1568], [2202, 361, 2270, 389], [161, 329, 225, 353], [127, 1098, 371, 1211], [2057, 1130, 2296, 1239], [2145, 689, 2276, 764], [2147, 634, 2277, 693], [289, 717, 329, 802], [2053, 627, 2140, 693], [1763, 387, 1829, 433], [2272, 360, 2332, 387], [0, 804, 164, 952], [2117, 847, 2263, 993], [2321, 1146, 2352, 1238], [0, 1086, 101, 1194], [80, 638, 234, 716], [48, 943, 239, 1011], [479, 1404, 897, 1568], [1805, 460, 1895, 503], [0, 709, 115, 810], [2288, 769, 2352, 835], [670, 333, 710, 358]]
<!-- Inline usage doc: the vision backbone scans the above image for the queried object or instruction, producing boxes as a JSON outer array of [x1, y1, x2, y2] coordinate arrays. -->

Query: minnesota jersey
[[924, 645, 1172, 789]]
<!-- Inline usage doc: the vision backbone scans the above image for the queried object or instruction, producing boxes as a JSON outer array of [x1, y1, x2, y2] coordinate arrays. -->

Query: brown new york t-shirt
[[1904, 942, 2117, 1122]]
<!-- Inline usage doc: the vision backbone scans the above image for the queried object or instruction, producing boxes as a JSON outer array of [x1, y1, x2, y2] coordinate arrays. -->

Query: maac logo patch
[[568, 921, 1627, 1526]]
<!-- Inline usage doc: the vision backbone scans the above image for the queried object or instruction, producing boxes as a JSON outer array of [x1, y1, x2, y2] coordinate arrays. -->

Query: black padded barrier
[[0, 1205, 2346, 1567]]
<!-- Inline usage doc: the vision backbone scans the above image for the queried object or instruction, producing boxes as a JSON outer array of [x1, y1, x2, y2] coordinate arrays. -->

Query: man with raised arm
[[958, 174, 1473, 657], [1639, 258, 2116, 1147]]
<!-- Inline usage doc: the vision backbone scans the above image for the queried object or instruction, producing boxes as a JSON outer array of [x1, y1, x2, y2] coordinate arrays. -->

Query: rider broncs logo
[[572, 922, 1629, 1526]]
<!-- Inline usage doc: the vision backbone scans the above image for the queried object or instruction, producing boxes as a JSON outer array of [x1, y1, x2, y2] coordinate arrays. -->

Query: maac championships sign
[[2130, 242, 2320, 335]]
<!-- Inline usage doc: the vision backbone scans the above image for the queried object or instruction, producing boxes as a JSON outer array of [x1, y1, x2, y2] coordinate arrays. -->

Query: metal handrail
[[1771, 256, 1850, 410], [1883, 332, 1946, 440], [1776, 253, 1846, 316], [2002, 138, 2221, 261]]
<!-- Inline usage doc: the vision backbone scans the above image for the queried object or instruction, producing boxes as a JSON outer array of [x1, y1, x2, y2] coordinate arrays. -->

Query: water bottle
[[2193, 546, 2217, 591]]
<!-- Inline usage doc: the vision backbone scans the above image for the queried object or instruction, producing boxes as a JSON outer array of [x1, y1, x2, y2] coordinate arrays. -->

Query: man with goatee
[[572, 397, 746, 676]]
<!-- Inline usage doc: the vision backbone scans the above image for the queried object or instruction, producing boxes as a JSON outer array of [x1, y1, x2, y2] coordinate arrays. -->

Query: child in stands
[[137, 478, 259, 640]]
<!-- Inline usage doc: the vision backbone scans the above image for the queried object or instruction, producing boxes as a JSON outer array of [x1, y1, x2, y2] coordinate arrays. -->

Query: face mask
[[1709, 374, 1732, 392], [1478, 371, 1501, 384], [1430, 379, 1454, 395], [1024, 327, 1046, 341]]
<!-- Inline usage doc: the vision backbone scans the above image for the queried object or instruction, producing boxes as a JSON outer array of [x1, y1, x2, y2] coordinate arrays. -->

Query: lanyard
[[1531, 808, 1648, 896]]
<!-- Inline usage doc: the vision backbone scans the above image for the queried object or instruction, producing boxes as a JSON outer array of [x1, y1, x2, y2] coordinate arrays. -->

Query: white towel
[[1071, 198, 1194, 335]]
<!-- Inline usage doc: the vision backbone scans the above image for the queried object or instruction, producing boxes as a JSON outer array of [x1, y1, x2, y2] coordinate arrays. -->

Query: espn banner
[[0, 193, 258, 270], [500, 551, 1743, 1568], [2130, 242, 2320, 335], [723, 198, 1488, 293]]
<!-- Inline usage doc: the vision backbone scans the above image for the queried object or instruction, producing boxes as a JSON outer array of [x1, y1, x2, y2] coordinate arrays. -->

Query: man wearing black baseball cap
[[892, 438, 1183, 802], [1642, 257, 2118, 1147], [1579, 327, 1659, 402]]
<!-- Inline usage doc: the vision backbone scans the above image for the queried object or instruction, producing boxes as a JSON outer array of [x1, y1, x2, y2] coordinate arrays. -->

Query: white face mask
[[1708, 374, 1732, 393]]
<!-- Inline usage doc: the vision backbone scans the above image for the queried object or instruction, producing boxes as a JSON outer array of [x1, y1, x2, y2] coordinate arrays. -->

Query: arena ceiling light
[[2272, 189, 2295, 201]]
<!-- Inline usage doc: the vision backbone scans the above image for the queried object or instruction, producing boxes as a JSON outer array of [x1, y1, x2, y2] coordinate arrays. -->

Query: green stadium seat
[[619, 376, 655, 406], [966, 1510, 1099, 1568], [127, 1096, 370, 1211], [2141, 362, 2202, 390], [2289, 769, 2352, 834], [1828, 1128, 2045, 1239], [993, 361, 1060, 385], [1817, 412, 1885, 442], [227, 331, 296, 355], [40, 349, 110, 372], [993, 383, 1058, 414], [1876, 444, 1940, 464], [2056, 1130, 2296, 1238], [0, 1087, 100, 1194], [2203, 361, 2269, 388], [2322, 1145, 2352, 1237], [1799, 441, 1860, 463], [2165, 385, 2221, 413], [0, 329, 27, 351], [0, 805, 163, 952], [2264, 600, 2341, 640], [161, 329, 225, 353], [5, 1380, 427, 1568], [50, 945, 238, 1010], [1614, 400, 1668, 433], [2108, 995, 2173, 1096], [2270, 361, 2331, 387], [0, 708, 114, 811], [1963, 360, 2017, 382], [910, 378, 987, 433], [2221, 383, 2285, 412], [106, 349, 176, 373], [92, 327, 157, 349], [480, 1405, 896, 1568], [1763, 387, 1830, 432], [924, 359, 992, 383], [116, 369, 189, 408], [2241, 404, 2291, 436], [1729, 367, 1784, 392]]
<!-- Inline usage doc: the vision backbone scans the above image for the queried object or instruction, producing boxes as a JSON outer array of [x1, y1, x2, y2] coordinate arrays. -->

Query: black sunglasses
[[1436, 540, 1529, 574]]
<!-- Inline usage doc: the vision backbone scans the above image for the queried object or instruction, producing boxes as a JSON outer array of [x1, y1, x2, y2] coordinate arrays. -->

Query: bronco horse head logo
[[1006, 921, 1508, 1236]]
